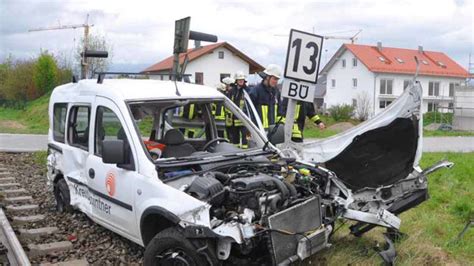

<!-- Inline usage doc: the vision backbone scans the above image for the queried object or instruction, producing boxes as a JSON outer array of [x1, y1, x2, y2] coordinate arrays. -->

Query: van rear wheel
[[54, 178, 72, 213], [144, 227, 217, 266]]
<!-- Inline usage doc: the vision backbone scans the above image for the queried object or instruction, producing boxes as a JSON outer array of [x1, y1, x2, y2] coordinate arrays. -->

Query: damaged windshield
[[127, 98, 266, 163]]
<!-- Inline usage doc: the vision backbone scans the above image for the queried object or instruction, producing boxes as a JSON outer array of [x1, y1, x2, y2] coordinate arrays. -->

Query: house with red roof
[[320, 43, 469, 115], [142, 42, 264, 87]]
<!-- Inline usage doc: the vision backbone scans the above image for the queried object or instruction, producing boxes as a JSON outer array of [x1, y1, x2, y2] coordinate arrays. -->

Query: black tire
[[54, 178, 72, 213], [144, 227, 218, 266]]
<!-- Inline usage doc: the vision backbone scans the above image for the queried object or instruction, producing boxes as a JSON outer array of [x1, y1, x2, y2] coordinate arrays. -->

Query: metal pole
[[172, 53, 180, 81], [284, 99, 297, 145], [81, 24, 89, 79]]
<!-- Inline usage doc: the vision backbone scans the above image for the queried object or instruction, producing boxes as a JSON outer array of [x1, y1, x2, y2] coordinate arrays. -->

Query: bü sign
[[282, 29, 324, 102]]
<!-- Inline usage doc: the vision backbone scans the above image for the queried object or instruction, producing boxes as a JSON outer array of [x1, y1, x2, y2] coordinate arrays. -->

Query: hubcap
[[155, 249, 193, 266]]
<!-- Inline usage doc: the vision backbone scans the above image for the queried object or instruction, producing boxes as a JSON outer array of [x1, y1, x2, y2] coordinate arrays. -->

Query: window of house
[[395, 57, 404, 63], [331, 79, 336, 88], [352, 58, 357, 67], [380, 79, 393, 94], [378, 56, 386, 62], [95, 106, 128, 156], [379, 100, 392, 109], [449, 82, 458, 97], [427, 102, 438, 112], [195, 72, 204, 85], [428, 81, 440, 96], [53, 103, 68, 143], [218, 51, 224, 59], [422, 60, 429, 65], [448, 102, 454, 109], [403, 80, 411, 91], [220, 73, 231, 82], [342, 59, 346, 68], [352, 78, 358, 88], [68, 106, 90, 150], [352, 99, 357, 107]]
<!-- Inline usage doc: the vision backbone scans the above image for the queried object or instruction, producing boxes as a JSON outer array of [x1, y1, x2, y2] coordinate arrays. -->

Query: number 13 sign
[[284, 29, 324, 84]]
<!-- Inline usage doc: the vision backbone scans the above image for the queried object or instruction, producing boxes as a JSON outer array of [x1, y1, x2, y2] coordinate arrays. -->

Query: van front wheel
[[54, 178, 72, 213], [144, 227, 217, 266]]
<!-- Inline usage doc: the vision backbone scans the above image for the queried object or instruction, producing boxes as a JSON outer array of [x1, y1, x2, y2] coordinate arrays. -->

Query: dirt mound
[[327, 122, 355, 132], [424, 123, 441, 131], [0, 120, 26, 130]]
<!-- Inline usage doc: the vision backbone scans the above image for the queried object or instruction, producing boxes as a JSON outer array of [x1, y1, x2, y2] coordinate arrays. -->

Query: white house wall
[[373, 74, 464, 114], [325, 49, 375, 114], [185, 47, 250, 87], [324, 49, 465, 116]]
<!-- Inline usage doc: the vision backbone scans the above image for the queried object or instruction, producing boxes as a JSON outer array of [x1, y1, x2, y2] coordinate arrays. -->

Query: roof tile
[[345, 44, 469, 78]]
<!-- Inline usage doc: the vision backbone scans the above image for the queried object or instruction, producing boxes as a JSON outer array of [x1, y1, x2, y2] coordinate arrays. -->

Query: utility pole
[[29, 14, 93, 79]]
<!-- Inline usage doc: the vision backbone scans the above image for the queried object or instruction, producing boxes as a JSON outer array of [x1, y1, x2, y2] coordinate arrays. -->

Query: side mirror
[[102, 140, 126, 164], [267, 124, 285, 145]]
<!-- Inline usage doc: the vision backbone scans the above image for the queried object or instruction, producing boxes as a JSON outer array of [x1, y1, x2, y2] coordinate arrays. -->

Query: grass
[[423, 130, 474, 137], [0, 93, 50, 134], [307, 152, 474, 265]]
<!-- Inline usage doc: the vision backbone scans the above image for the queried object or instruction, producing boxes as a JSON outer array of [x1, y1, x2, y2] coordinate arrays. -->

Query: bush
[[0, 53, 72, 108], [328, 104, 354, 122], [34, 52, 58, 95], [423, 111, 453, 126], [1, 59, 36, 105]]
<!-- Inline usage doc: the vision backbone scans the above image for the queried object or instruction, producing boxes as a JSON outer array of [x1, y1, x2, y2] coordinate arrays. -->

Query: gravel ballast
[[0, 152, 144, 265]]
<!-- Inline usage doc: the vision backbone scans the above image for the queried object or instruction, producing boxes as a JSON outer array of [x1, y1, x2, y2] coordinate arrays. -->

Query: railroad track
[[0, 165, 88, 266]]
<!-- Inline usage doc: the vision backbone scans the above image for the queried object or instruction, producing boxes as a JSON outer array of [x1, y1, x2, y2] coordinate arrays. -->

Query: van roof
[[51, 78, 225, 102]]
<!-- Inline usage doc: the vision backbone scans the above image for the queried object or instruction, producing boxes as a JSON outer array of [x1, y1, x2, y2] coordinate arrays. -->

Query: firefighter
[[226, 71, 250, 148], [222, 77, 235, 95], [249, 64, 284, 130], [279, 98, 326, 142], [213, 83, 227, 137], [178, 103, 199, 138]]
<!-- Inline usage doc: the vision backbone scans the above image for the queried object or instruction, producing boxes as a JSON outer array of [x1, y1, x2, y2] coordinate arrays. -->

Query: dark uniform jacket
[[249, 82, 282, 129]]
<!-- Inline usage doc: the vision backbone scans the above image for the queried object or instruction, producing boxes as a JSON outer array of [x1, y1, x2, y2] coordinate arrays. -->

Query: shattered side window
[[53, 103, 67, 143]]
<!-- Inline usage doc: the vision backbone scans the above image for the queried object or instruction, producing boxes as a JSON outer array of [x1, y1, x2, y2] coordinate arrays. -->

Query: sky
[[1, 0, 473, 76]]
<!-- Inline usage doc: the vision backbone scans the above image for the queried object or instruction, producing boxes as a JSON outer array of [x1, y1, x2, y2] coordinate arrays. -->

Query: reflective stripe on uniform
[[188, 104, 194, 120], [292, 124, 302, 138], [294, 104, 301, 120], [310, 114, 321, 123], [261, 105, 269, 128]]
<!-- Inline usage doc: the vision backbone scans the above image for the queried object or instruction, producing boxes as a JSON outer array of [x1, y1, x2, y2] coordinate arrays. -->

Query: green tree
[[0, 55, 13, 100], [34, 52, 58, 95], [2, 59, 36, 106]]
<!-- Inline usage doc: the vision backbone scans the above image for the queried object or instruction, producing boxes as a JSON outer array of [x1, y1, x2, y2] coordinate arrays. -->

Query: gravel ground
[[0, 152, 145, 265]]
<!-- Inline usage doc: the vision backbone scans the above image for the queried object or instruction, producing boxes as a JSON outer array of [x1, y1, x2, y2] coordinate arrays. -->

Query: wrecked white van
[[46, 76, 452, 265]]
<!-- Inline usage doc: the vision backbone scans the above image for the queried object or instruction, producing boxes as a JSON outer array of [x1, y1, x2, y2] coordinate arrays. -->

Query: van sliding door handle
[[88, 168, 95, 179]]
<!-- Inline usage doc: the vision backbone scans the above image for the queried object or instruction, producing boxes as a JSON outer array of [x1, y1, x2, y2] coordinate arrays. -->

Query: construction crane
[[323, 29, 362, 44], [28, 14, 93, 79], [274, 29, 362, 44]]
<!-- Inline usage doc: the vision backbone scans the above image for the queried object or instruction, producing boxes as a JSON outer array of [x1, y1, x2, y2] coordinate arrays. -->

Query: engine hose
[[213, 172, 230, 183], [271, 178, 289, 200], [283, 180, 297, 198]]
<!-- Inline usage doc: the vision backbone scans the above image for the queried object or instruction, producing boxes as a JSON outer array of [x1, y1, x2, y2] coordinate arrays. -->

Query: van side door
[[62, 104, 93, 215], [85, 97, 139, 239]]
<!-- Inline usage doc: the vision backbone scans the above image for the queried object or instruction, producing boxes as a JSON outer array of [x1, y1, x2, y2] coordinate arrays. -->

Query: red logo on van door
[[105, 172, 116, 197]]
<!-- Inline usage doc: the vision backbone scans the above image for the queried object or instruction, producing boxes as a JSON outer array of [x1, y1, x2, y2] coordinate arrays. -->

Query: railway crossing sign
[[282, 29, 324, 102]]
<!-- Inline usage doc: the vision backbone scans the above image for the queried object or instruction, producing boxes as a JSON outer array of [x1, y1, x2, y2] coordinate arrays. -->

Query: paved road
[[0, 133, 473, 153], [0, 134, 48, 152]]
